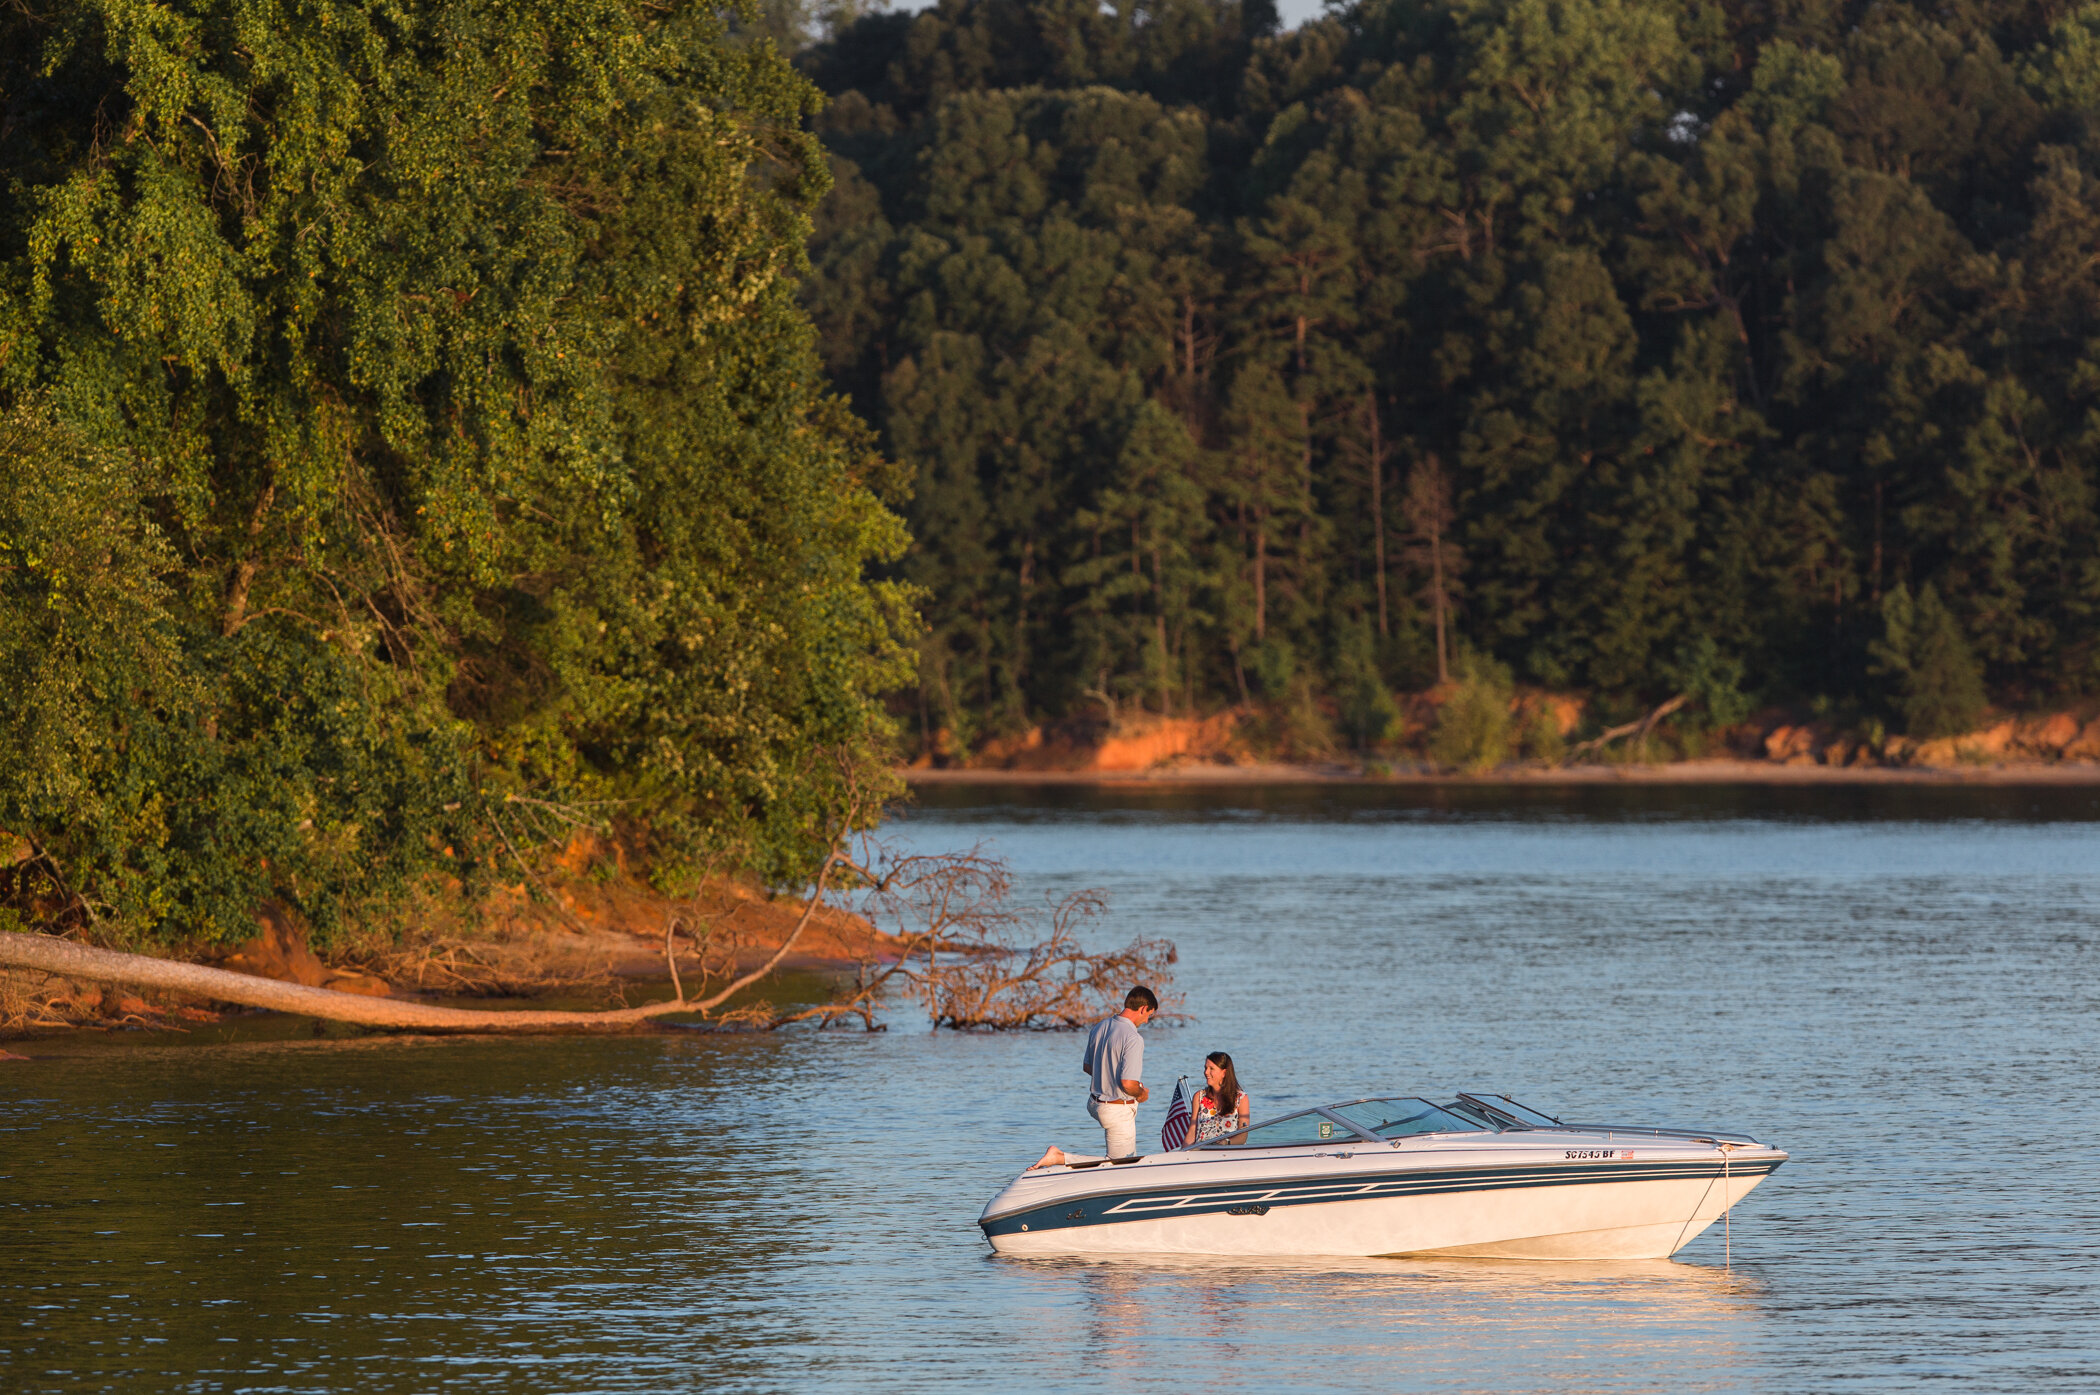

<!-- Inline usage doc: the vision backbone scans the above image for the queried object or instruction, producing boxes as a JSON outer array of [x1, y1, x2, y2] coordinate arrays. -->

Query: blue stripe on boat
[[980, 1157, 1784, 1236]]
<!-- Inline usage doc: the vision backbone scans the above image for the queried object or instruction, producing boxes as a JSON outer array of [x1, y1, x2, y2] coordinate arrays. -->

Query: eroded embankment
[[1, 863, 900, 1038]]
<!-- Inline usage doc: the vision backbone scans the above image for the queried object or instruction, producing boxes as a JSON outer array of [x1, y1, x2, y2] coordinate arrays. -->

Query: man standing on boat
[[1081, 986, 1157, 1159]]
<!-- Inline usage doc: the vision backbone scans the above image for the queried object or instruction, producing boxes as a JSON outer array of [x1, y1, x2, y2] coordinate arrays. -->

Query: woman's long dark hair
[[1204, 1051, 1241, 1118]]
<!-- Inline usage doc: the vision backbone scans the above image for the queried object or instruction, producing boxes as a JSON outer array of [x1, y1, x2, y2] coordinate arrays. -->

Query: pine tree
[[1870, 584, 1988, 739], [1403, 454, 1463, 685], [797, 0, 2100, 738]]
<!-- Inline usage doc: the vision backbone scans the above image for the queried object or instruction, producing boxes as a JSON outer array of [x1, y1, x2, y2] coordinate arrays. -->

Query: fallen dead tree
[[0, 809, 855, 1034], [0, 833, 1178, 1036], [0, 930, 698, 1032], [1564, 693, 1689, 763]]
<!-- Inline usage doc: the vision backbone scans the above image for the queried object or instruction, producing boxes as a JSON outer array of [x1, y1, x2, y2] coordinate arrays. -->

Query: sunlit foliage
[[0, 0, 916, 944]]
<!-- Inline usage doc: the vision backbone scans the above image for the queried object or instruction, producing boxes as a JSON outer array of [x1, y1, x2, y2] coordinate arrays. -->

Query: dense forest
[[6, 0, 2100, 950], [0, 0, 914, 946], [798, 0, 2100, 756]]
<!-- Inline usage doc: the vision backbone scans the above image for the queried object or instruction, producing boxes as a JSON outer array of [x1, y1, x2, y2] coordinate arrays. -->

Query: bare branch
[[663, 910, 685, 1004], [1565, 693, 1689, 762], [482, 794, 591, 936], [689, 842, 843, 1013]]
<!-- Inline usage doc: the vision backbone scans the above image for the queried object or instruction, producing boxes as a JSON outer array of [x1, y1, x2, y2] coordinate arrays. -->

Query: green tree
[[798, 0, 2100, 743], [0, 0, 913, 941], [1333, 615, 1402, 747], [1066, 401, 1213, 714], [1870, 584, 1988, 738]]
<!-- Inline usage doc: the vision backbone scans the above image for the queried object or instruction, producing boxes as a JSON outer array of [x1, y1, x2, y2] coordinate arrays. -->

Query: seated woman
[[1189, 1051, 1251, 1145]]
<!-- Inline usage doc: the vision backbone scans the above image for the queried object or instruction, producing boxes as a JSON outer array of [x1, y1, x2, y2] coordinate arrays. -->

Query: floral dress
[[1191, 1087, 1251, 1143]]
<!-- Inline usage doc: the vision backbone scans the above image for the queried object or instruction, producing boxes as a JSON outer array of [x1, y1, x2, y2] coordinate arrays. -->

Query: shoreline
[[12, 761, 2098, 1044], [1, 868, 898, 1043], [902, 758, 2100, 786]]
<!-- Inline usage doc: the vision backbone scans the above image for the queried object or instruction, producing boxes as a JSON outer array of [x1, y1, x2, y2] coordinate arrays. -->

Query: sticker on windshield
[[1319, 1121, 1335, 1140]]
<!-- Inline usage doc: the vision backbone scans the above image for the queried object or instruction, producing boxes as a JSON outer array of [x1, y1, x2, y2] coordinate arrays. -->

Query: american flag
[[1160, 1076, 1192, 1151]]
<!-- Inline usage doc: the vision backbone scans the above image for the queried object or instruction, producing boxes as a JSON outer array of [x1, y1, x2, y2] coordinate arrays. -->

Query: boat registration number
[[1565, 1149, 1636, 1160]]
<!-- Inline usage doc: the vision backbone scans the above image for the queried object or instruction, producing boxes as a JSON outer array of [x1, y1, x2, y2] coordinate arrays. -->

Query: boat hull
[[982, 1151, 1782, 1260]]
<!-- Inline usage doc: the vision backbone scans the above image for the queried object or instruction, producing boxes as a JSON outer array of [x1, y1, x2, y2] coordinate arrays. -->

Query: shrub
[[1280, 678, 1339, 759], [1430, 652, 1514, 771], [1251, 639, 1298, 698], [1670, 636, 1753, 729], [1334, 620, 1404, 749], [1519, 706, 1566, 763]]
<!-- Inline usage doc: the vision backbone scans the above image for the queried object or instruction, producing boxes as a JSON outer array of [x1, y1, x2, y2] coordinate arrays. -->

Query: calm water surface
[[5, 784, 2100, 1392]]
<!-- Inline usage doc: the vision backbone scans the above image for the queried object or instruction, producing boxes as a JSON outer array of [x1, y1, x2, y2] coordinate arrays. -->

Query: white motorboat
[[979, 1092, 1786, 1260]]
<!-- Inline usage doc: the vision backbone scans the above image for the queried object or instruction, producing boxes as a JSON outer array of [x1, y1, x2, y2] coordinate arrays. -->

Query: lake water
[[5, 783, 2100, 1391]]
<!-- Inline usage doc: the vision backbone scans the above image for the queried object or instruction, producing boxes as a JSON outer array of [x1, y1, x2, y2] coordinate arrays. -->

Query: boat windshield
[[1195, 1098, 1483, 1149], [1452, 1093, 1562, 1129], [1325, 1099, 1485, 1138], [1196, 1109, 1357, 1149]]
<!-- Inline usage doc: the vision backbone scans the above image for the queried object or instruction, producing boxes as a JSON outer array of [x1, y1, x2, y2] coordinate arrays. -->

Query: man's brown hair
[[1124, 985, 1158, 1012]]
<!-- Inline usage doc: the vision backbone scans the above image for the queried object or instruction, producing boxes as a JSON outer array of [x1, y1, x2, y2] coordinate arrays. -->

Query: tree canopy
[[801, 0, 2100, 751], [0, 0, 916, 945]]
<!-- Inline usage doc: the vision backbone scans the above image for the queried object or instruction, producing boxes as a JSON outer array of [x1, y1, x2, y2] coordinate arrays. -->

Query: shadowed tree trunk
[[1405, 453, 1461, 684]]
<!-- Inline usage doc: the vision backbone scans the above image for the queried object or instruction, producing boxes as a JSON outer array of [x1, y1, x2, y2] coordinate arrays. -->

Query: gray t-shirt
[[1082, 1014, 1144, 1101]]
